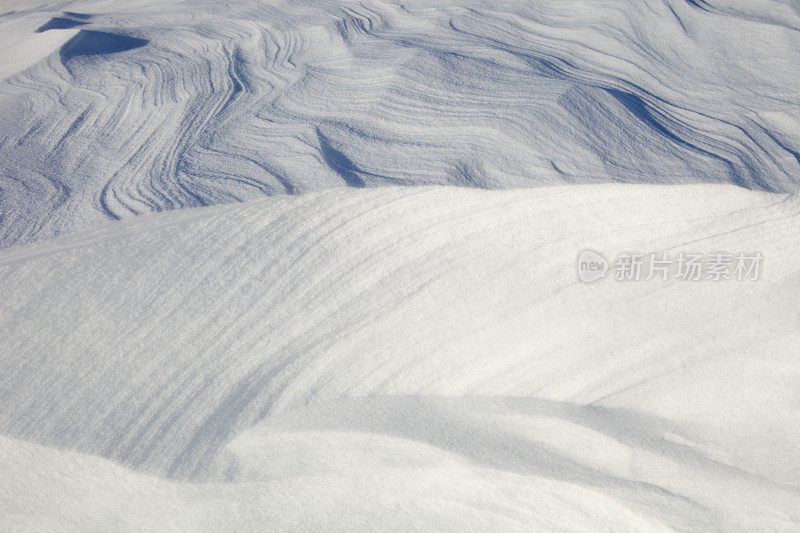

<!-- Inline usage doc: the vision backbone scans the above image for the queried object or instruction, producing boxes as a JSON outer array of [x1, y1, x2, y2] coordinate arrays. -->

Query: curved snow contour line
[[1, 0, 800, 246], [0, 185, 798, 531]]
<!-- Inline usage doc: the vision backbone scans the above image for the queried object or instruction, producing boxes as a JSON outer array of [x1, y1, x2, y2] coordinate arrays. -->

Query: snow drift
[[2, 0, 800, 530], [1, 0, 800, 246], [1, 184, 798, 530]]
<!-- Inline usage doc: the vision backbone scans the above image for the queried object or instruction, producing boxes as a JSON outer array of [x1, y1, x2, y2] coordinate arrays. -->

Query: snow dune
[[0, 6, 80, 80], [2, 0, 800, 530], [1, 184, 798, 531], [1, 0, 800, 246]]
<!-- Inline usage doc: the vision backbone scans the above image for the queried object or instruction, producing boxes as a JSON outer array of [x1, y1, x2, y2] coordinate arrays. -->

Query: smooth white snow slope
[[1, 0, 800, 245], [1, 184, 799, 531]]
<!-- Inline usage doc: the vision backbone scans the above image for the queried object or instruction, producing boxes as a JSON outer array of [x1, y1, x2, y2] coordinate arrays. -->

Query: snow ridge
[[2, 1, 800, 530], [1, 185, 798, 530], [1, 0, 800, 246]]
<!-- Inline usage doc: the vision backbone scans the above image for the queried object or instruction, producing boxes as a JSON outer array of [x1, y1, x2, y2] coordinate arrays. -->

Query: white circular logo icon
[[577, 249, 608, 283]]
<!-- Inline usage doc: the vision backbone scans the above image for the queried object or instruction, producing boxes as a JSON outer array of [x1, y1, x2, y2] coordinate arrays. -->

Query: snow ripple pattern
[[1, 185, 799, 530], [1, 0, 800, 246]]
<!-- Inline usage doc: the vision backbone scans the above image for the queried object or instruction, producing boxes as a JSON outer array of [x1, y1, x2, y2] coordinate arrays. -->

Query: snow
[[1, 0, 799, 530], [1, 184, 799, 530], [0, 9, 79, 80], [2, 0, 800, 246]]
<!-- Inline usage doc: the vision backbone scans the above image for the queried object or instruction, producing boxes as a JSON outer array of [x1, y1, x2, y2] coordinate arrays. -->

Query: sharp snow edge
[[1, 185, 798, 531], [2, 0, 800, 246]]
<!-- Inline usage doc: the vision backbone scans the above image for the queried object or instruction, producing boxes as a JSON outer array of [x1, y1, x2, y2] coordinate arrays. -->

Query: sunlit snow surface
[[1, 0, 799, 531], [2, 0, 800, 245]]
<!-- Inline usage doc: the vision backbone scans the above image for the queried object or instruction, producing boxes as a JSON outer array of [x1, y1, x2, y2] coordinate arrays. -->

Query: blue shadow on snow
[[315, 127, 366, 188], [59, 30, 148, 64], [36, 17, 89, 32]]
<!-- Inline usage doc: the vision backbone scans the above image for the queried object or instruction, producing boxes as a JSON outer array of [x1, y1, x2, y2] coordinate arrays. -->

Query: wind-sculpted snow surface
[[1, 0, 800, 245], [1, 185, 799, 531], [2, 0, 800, 530]]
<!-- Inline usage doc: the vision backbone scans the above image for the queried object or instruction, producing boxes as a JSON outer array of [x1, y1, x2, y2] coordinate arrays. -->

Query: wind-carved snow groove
[[0, 0, 799, 247]]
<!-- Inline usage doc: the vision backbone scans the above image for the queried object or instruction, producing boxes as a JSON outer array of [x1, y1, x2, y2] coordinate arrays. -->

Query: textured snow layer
[[1, 184, 799, 531], [2, 0, 800, 530], [2, 0, 800, 246]]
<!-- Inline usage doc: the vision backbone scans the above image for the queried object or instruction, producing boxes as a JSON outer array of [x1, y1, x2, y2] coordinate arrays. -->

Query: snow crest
[[2, 1, 800, 530], [1, 185, 799, 530], [1, 0, 800, 246]]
